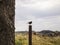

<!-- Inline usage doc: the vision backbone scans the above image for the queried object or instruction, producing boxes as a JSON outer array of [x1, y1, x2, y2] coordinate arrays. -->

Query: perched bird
[[28, 21, 32, 24]]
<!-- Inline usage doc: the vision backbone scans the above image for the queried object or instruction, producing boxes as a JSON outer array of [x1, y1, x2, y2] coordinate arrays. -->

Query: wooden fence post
[[28, 21, 32, 45]]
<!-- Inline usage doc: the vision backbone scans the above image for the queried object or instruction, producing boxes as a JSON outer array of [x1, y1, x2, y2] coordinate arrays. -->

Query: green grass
[[15, 33, 60, 45]]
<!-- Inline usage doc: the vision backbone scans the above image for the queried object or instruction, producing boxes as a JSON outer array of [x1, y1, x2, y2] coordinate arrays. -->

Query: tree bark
[[0, 0, 15, 45]]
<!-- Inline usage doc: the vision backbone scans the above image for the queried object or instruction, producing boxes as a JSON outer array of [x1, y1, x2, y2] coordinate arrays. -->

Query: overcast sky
[[15, 0, 60, 31]]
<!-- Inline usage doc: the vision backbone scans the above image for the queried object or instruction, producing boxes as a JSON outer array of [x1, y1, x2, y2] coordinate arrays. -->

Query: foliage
[[15, 33, 60, 45]]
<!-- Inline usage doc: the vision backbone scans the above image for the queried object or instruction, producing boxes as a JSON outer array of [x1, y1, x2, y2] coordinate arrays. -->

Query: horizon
[[15, 29, 60, 32]]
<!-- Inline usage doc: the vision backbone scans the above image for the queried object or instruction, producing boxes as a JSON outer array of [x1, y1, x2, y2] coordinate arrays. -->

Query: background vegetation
[[15, 33, 60, 45]]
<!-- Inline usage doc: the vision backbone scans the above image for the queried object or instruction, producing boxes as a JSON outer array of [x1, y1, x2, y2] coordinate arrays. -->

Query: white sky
[[15, 0, 60, 31]]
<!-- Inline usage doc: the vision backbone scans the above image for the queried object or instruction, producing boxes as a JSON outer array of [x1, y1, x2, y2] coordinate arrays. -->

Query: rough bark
[[0, 0, 15, 45]]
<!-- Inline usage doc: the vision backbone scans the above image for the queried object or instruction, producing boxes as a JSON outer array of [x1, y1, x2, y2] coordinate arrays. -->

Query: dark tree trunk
[[0, 0, 15, 45]]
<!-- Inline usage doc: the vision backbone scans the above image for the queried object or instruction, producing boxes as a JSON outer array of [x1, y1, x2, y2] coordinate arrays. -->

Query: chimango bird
[[28, 21, 32, 24]]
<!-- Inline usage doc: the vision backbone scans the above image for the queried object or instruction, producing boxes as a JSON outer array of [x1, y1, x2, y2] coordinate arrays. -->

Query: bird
[[28, 21, 32, 24]]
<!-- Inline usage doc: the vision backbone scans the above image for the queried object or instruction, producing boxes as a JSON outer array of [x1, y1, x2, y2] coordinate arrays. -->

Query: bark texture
[[0, 0, 15, 45]]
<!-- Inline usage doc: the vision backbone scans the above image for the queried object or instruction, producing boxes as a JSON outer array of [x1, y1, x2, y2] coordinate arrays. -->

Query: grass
[[15, 33, 60, 45]]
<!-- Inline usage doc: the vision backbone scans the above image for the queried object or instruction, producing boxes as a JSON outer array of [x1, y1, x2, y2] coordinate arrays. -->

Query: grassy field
[[15, 33, 60, 45]]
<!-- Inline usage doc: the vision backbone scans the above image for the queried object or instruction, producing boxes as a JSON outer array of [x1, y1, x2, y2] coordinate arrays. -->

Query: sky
[[15, 0, 60, 31]]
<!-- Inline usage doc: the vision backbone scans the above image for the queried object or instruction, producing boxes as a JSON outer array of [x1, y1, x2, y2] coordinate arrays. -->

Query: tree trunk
[[0, 0, 15, 45]]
